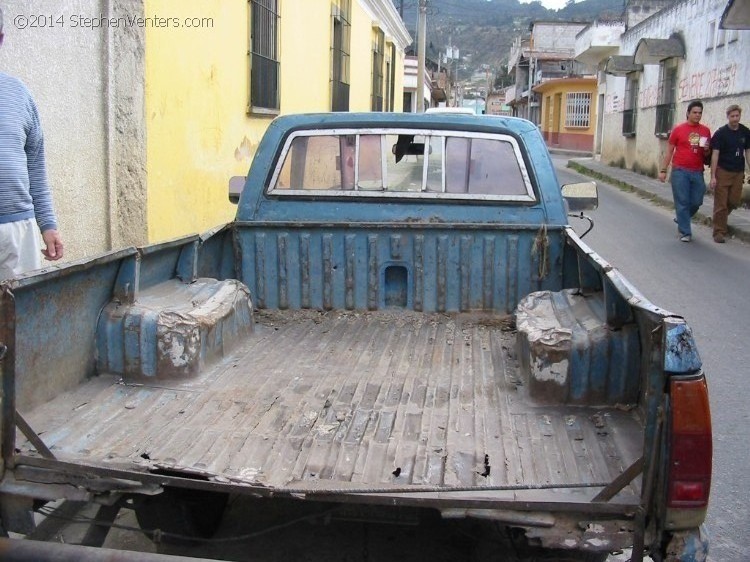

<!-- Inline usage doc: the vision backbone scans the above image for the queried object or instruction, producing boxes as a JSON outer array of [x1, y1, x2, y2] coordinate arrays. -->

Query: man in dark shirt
[[709, 104, 750, 243]]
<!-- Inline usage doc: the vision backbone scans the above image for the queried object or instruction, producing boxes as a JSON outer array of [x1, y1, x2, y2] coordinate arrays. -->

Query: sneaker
[[680, 235, 692, 242], [713, 234, 725, 243]]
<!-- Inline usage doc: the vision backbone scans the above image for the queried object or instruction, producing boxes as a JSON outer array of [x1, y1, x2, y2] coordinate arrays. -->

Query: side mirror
[[229, 176, 246, 204], [561, 181, 598, 212]]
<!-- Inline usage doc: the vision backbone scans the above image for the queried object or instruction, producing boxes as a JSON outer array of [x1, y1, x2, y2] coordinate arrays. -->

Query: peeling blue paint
[[664, 321, 702, 373]]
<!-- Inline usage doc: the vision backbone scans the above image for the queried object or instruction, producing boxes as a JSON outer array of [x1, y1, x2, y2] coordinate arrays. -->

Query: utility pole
[[417, 0, 427, 112]]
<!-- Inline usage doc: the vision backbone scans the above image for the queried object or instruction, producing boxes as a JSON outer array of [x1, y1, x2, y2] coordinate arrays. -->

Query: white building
[[576, 0, 750, 174]]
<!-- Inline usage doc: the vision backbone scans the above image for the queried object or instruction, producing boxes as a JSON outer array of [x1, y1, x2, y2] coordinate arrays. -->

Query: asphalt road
[[555, 157, 750, 562]]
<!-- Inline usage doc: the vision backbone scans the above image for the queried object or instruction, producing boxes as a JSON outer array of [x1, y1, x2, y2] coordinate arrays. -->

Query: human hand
[[710, 178, 717, 190], [41, 229, 64, 261], [658, 171, 667, 183]]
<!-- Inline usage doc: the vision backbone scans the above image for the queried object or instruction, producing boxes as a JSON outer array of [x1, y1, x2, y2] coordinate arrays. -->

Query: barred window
[[371, 29, 385, 111], [622, 76, 638, 136], [250, 0, 279, 112], [331, 1, 351, 112], [655, 60, 677, 137], [565, 92, 591, 128]]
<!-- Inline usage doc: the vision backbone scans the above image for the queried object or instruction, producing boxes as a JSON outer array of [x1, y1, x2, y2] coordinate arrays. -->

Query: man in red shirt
[[658, 100, 711, 242]]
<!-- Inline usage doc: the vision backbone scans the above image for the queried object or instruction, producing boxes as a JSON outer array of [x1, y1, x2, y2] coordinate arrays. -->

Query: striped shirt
[[0, 72, 57, 232]]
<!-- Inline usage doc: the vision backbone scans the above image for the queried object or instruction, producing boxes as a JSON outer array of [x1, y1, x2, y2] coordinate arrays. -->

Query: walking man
[[709, 104, 750, 243], [658, 100, 711, 242], [0, 7, 64, 280]]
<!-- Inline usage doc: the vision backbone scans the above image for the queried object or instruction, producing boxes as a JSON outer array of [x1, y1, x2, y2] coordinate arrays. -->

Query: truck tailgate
[[18, 310, 643, 502]]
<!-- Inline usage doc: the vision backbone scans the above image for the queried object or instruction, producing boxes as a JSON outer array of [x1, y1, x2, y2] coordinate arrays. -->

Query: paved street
[[555, 158, 750, 562]]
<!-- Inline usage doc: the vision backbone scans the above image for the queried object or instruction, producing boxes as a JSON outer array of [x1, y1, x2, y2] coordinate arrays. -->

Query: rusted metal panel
[[196, 223, 236, 280], [237, 224, 560, 314], [1, 287, 17, 468], [516, 289, 641, 405], [96, 279, 253, 381], [7, 259, 124, 413]]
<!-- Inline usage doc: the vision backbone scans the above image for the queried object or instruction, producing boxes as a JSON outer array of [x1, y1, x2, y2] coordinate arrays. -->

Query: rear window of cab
[[268, 129, 535, 203]]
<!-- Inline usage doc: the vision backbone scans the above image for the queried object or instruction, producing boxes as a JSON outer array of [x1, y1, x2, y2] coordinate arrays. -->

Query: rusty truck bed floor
[[18, 310, 644, 501]]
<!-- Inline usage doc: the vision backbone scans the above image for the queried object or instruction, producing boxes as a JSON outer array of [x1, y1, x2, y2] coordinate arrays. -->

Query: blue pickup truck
[[0, 113, 711, 561]]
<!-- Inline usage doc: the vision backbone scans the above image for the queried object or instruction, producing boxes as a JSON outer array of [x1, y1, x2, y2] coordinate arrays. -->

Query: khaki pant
[[713, 167, 744, 237], [0, 218, 43, 281]]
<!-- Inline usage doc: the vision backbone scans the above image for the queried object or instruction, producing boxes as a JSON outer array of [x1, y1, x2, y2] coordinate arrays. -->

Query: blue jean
[[670, 167, 706, 237]]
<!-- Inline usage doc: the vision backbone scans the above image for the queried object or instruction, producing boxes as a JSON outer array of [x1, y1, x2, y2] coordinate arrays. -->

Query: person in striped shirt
[[0, 7, 64, 280]]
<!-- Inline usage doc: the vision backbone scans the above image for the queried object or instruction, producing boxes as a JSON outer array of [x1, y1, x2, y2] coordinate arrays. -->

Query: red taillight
[[667, 376, 712, 508]]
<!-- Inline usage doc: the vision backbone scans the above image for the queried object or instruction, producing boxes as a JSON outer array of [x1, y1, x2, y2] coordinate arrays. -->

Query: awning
[[720, 0, 750, 29], [633, 37, 685, 65], [603, 56, 644, 76]]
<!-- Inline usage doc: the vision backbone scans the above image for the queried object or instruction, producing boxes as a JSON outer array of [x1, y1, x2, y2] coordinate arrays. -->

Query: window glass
[[446, 137, 527, 196], [565, 92, 591, 128], [250, 0, 279, 110], [276, 135, 345, 190], [425, 136, 444, 192], [446, 137, 470, 193], [272, 131, 533, 201], [386, 134, 425, 192], [468, 139, 527, 196], [358, 135, 383, 190]]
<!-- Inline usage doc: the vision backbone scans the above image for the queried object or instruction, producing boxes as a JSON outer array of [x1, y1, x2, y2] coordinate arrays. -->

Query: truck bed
[[18, 310, 643, 501]]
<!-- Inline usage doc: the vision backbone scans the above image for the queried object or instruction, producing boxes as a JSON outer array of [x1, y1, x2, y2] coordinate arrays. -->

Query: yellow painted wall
[[279, 4, 331, 113], [145, 0, 407, 242], [145, 0, 258, 242], [394, 50, 405, 111], [349, 3, 377, 111], [536, 80, 597, 138]]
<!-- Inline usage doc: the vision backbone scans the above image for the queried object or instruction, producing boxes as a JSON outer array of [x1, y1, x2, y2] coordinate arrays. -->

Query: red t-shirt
[[669, 122, 711, 172]]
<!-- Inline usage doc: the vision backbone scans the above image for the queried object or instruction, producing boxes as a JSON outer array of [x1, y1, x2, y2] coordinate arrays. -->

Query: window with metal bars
[[565, 92, 591, 128], [371, 29, 385, 111], [250, 0, 279, 112], [655, 60, 677, 137], [331, 1, 351, 112], [622, 76, 638, 136]]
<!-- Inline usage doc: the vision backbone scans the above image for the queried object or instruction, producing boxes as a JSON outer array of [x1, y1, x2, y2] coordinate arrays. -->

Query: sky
[[519, 0, 571, 11]]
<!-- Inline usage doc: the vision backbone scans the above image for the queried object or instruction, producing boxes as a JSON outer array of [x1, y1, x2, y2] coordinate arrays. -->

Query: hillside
[[393, 0, 625, 85]]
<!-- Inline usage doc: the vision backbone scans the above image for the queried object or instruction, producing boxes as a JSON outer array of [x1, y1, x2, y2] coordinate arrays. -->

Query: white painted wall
[[0, 0, 146, 261], [532, 22, 588, 53], [601, 0, 750, 171], [0, 0, 109, 260]]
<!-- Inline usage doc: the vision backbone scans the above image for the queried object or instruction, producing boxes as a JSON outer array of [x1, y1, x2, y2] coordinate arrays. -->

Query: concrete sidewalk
[[566, 158, 750, 244]]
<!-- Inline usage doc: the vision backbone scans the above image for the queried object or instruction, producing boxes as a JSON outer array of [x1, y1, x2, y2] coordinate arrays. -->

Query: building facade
[[486, 91, 512, 116], [576, 0, 749, 173], [0, 0, 410, 260], [508, 21, 591, 126], [534, 78, 598, 151]]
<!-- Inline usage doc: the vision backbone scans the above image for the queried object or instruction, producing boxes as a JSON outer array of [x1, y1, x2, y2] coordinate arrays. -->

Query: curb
[[549, 149, 593, 158], [567, 161, 750, 245]]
